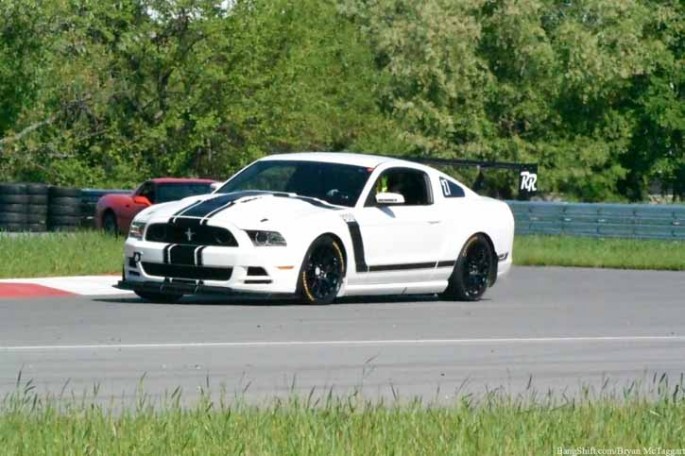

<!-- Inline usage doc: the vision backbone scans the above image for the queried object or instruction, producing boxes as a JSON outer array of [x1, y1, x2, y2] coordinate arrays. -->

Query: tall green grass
[[0, 232, 123, 278], [2, 378, 685, 455], [1, 232, 684, 279], [515, 235, 685, 271]]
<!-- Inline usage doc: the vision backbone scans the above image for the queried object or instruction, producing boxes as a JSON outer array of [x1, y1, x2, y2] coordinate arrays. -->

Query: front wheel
[[103, 211, 119, 235], [134, 290, 184, 303], [297, 235, 345, 305], [441, 234, 494, 301]]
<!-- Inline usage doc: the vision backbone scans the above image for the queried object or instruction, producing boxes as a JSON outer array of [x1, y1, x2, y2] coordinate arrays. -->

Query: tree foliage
[[0, 0, 682, 201]]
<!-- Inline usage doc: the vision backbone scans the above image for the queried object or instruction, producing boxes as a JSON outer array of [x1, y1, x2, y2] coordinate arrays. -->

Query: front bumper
[[123, 237, 302, 295], [115, 279, 293, 298]]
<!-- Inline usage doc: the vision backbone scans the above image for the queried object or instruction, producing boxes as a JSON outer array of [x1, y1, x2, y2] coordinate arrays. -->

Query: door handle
[[428, 220, 441, 224]]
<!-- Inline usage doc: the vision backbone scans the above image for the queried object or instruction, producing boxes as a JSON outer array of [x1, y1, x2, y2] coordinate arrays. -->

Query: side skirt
[[340, 280, 448, 297]]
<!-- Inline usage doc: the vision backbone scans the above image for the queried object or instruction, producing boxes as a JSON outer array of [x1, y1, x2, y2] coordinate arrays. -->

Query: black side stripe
[[345, 221, 368, 273], [368, 262, 435, 272], [366, 261, 455, 272], [345, 221, 455, 273]]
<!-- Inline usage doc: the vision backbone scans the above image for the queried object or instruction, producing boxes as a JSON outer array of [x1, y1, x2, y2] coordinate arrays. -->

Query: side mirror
[[132, 195, 152, 206], [210, 182, 222, 192], [375, 192, 405, 205]]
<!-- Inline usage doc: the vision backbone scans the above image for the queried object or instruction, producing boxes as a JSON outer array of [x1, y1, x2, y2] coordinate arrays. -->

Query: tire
[[441, 234, 494, 302], [296, 235, 345, 305], [26, 203, 48, 214], [49, 187, 81, 198], [0, 194, 29, 204], [0, 212, 26, 223], [49, 196, 81, 206], [25, 184, 49, 195], [134, 290, 184, 303], [48, 205, 81, 216], [27, 213, 47, 223], [0, 184, 26, 194], [28, 194, 48, 204], [0, 203, 27, 214], [102, 211, 119, 235]]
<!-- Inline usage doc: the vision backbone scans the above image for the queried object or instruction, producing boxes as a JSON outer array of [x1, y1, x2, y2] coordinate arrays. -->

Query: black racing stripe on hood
[[170, 191, 341, 225], [170, 191, 266, 221]]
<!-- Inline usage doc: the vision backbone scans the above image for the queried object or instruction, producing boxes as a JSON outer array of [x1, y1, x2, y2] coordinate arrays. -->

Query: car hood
[[142, 191, 343, 228]]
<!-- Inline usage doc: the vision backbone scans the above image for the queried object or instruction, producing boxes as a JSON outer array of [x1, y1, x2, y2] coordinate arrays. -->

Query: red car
[[95, 178, 217, 235]]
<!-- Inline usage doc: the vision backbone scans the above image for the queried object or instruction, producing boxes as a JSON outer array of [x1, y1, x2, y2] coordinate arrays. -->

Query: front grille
[[141, 262, 233, 281], [146, 223, 238, 246]]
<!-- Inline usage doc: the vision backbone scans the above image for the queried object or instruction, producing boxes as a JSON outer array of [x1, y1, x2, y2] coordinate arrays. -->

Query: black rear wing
[[407, 157, 538, 200]]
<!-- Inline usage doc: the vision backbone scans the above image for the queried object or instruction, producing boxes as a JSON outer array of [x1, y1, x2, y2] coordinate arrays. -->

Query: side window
[[137, 182, 156, 203], [366, 168, 433, 206], [439, 177, 465, 198]]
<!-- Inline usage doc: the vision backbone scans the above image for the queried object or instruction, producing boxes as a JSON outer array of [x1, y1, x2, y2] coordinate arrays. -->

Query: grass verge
[[2, 385, 685, 455], [0, 231, 123, 278], [1, 232, 684, 279], [515, 235, 685, 271]]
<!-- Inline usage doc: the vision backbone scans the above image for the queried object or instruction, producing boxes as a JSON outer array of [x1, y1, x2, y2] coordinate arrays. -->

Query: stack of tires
[[0, 184, 29, 232], [0, 183, 84, 233], [47, 187, 82, 232], [26, 184, 49, 232]]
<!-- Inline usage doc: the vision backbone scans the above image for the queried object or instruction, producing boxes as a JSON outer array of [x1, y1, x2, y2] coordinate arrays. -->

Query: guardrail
[[508, 201, 685, 240]]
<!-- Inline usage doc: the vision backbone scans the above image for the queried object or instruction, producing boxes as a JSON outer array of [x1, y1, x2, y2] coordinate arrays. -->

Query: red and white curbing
[[0, 275, 132, 298]]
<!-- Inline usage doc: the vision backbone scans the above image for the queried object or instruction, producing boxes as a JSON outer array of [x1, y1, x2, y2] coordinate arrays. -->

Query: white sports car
[[117, 153, 514, 304]]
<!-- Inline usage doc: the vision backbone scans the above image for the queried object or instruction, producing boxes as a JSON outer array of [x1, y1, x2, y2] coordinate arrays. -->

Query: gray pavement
[[1, 266, 685, 405]]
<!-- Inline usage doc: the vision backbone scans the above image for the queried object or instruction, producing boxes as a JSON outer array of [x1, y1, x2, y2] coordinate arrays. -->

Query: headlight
[[129, 220, 147, 240], [246, 230, 287, 246]]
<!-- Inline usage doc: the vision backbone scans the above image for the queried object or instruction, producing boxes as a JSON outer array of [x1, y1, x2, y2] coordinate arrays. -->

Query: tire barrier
[[47, 187, 82, 232], [0, 183, 131, 233], [0, 184, 27, 232], [0, 183, 83, 233], [26, 184, 49, 232]]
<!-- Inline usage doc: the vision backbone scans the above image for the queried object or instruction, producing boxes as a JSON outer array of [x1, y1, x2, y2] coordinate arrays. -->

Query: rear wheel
[[134, 290, 183, 303], [441, 234, 493, 301], [297, 235, 345, 305]]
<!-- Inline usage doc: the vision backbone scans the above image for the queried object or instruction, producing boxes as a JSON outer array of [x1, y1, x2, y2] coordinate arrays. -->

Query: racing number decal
[[440, 178, 451, 197]]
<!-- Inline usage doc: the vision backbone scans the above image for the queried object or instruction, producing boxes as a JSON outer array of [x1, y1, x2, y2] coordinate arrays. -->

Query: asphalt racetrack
[[2, 266, 685, 405]]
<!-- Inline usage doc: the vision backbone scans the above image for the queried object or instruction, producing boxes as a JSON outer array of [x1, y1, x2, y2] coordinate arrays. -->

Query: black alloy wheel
[[103, 212, 119, 235], [298, 236, 345, 305], [441, 234, 493, 301]]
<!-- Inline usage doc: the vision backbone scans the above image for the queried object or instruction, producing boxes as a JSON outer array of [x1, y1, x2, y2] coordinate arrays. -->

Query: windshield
[[217, 160, 373, 207], [156, 183, 213, 203]]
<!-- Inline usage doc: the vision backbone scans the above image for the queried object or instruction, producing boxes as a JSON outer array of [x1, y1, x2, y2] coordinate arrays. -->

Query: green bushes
[[0, 0, 682, 201]]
